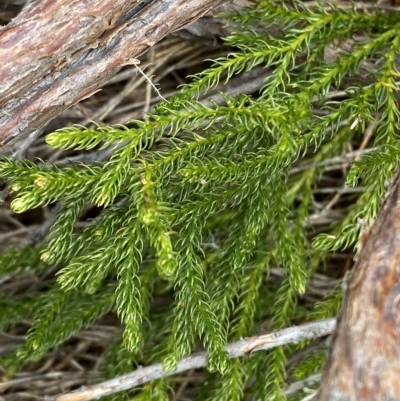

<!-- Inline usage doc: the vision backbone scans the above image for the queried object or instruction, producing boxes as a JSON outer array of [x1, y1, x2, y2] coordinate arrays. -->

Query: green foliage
[[292, 348, 327, 381], [1, 0, 400, 399]]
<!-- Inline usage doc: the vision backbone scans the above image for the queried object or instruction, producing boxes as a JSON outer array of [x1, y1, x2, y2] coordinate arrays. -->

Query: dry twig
[[48, 319, 335, 401]]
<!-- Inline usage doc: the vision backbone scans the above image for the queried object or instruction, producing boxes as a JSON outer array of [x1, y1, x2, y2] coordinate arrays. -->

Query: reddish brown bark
[[0, 0, 227, 148], [317, 167, 400, 400]]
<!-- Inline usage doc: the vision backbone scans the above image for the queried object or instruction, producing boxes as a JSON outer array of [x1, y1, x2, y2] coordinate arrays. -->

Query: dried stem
[[49, 319, 335, 401]]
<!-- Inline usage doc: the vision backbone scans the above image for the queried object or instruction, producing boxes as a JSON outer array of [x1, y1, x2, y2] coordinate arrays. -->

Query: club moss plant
[[1, 0, 400, 399]]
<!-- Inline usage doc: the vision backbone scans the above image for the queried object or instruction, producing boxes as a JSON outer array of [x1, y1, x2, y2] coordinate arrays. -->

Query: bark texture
[[0, 0, 227, 148], [317, 166, 400, 400]]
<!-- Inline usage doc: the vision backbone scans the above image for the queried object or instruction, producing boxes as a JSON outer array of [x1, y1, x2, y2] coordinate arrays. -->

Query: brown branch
[[0, 0, 227, 150], [48, 319, 335, 401], [317, 166, 400, 400]]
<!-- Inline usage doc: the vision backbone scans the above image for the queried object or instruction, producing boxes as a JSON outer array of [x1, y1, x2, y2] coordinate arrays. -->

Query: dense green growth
[[1, 0, 399, 399]]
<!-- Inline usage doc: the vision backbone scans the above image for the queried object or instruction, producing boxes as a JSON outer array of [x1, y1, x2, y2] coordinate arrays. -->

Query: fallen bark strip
[[48, 318, 335, 401], [317, 166, 400, 400], [0, 0, 227, 150]]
